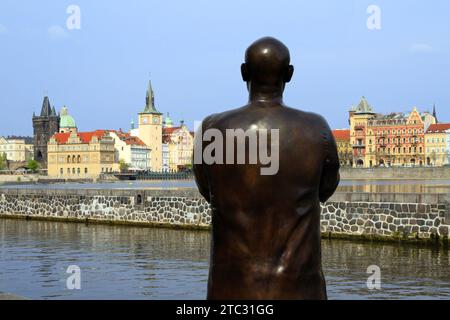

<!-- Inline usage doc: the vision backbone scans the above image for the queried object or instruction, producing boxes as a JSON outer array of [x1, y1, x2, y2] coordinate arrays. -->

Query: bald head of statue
[[241, 37, 294, 91]]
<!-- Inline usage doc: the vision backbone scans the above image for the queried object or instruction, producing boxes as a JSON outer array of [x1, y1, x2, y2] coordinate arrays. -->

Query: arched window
[[67, 155, 71, 163], [77, 155, 81, 163]]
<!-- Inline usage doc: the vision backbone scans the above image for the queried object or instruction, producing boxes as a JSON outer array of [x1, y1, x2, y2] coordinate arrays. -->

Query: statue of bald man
[[193, 37, 340, 300]]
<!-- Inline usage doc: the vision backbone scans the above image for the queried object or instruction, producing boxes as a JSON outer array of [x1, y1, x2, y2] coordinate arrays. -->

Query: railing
[[108, 171, 194, 180]]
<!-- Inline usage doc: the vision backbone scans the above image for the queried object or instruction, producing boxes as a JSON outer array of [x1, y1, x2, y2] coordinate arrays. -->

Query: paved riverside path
[[0, 292, 28, 300]]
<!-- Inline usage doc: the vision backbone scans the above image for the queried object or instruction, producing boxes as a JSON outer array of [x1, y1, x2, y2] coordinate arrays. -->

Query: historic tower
[[137, 81, 163, 171], [32, 96, 60, 169]]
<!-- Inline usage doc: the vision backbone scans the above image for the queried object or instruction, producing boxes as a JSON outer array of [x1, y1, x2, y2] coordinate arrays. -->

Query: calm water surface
[[1, 218, 449, 300], [1, 179, 450, 193]]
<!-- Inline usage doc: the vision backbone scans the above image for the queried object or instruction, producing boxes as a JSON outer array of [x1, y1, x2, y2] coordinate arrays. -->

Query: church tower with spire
[[433, 104, 438, 123], [137, 80, 163, 171], [32, 96, 60, 168]]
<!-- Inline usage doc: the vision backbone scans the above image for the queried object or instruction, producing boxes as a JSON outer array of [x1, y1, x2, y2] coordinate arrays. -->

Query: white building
[[0, 136, 34, 162], [162, 142, 169, 172], [108, 131, 151, 170], [446, 129, 450, 165]]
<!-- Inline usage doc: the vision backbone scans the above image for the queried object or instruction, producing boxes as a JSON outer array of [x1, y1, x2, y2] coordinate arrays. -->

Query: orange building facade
[[349, 97, 437, 168]]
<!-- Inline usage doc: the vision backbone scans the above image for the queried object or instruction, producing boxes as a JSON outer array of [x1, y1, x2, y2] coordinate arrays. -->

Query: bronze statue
[[193, 37, 340, 300]]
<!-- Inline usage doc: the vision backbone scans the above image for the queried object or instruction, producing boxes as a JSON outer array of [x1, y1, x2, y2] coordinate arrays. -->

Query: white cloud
[[47, 25, 68, 39], [0, 24, 7, 35], [410, 43, 434, 54]]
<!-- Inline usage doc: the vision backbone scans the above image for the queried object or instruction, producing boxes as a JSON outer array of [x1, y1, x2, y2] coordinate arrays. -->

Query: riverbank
[[0, 188, 449, 244], [1, 167, 449, 186], [339, 166, 450, 180]]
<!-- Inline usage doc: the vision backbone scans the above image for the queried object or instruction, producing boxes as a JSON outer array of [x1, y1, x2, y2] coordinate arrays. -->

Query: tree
[[119, 159, 129, 173], [431, 151, 437, 166], [27, 159, 39, 173], [0, 153, 7, 170]]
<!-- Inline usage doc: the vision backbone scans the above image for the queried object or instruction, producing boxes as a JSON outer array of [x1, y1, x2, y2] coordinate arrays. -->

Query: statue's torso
[[200, 103, 333, 299]]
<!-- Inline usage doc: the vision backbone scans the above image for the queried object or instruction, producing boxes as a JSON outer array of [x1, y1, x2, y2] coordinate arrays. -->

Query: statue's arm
[[319, 121, 340, 203], [193, 118, 211, 202]]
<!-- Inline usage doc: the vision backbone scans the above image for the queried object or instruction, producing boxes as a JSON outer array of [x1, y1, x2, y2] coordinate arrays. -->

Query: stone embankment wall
[[0, 188, 449, 242]]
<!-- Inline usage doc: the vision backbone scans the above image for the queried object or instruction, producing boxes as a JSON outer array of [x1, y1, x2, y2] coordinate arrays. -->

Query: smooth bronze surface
[[194, 37, 340, 300]]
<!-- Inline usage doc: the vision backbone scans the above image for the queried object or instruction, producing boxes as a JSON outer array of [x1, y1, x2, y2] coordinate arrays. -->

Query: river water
[[1, 218, 449, 300], [2, 179, 450, 193]]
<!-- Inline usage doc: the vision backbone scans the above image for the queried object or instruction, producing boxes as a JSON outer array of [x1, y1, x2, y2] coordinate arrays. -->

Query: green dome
[[164, 114, 173, 126], [59, 106, 77, 128]]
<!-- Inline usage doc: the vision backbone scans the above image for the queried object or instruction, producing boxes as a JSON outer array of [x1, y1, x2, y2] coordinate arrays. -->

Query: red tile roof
[[52, 130, 109, 144], [426, 123, 450, 133], [332, 129, 350, 141], [123, 136, 146, 146], [111, 130, 147, 146], [163, 127, 181, 135]]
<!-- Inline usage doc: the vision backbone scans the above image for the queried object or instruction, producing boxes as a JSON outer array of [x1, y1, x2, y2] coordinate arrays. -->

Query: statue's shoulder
[[201, 106, 248, 129], [282, 106, 331, 129]]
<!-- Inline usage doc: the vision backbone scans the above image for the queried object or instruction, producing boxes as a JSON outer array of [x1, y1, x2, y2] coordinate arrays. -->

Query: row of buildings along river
[[0, 80, 194, 178], [333, 96, 449, 168], [0, 89, 449, 179]]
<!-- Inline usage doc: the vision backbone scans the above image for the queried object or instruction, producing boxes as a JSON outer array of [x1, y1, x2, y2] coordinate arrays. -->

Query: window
[[60, 168, 63, 175], [67, 168, 70, 174], [72, 168, 75, 174], [77, 168, 80, 174], [85, 168, 88, 174]]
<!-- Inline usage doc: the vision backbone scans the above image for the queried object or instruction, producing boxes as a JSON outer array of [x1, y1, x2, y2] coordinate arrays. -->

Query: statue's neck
[[247, 83, 284, 104]]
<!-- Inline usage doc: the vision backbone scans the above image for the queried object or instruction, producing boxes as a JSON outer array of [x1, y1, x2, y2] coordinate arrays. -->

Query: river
[[1, 218, 449, 300], [1, 179, 450, 193]]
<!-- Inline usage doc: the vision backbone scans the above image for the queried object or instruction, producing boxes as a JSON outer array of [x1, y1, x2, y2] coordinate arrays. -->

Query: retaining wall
[[0, 188, 449, 242]]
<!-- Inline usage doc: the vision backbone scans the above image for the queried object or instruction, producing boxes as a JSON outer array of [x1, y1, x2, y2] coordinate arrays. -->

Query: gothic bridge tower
[[32, 96, 60, 169]]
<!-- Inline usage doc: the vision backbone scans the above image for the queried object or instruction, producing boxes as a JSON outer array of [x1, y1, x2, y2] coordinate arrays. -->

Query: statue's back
[[196, 103, 339, 299]]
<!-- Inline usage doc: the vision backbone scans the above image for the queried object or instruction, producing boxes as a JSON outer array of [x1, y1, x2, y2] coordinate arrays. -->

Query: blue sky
[[0, 0, 449, 136]]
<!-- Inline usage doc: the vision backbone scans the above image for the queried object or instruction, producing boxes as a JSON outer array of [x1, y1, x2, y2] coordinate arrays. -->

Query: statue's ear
[[284, 65, 294, 83], [241, 63, 250, 82]]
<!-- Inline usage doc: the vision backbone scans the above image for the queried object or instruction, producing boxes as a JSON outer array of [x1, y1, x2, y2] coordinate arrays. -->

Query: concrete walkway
[[0, 292, 28, 300]]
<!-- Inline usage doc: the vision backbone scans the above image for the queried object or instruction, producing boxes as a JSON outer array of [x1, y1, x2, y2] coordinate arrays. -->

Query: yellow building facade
[[163, 121, 194, 172], [425, 123, 450, 166], [332, 129, 352, 166], [47, 130, 116, 179]]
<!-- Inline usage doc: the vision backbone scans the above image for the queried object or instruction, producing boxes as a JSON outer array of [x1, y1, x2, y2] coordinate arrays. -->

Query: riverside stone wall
[[339, 166, 450, 180], [0, 188, 449, 241]]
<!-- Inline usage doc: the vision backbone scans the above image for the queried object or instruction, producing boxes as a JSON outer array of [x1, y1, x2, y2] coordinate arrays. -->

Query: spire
[[40, 96, 52, 117], [130, 118, 135, 130], [141, 80, 162, 114], [51, 106, 57, 116], [433, 104, 437, 123]]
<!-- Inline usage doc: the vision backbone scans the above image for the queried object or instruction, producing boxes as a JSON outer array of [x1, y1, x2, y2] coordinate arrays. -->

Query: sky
[[0, 0, 449, 136]]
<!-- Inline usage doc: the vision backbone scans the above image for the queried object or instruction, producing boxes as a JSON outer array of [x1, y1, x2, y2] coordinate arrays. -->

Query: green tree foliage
[[27, 159, 39, 173], [0, 153, 7, 170], [119, 159, 129, 173]]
